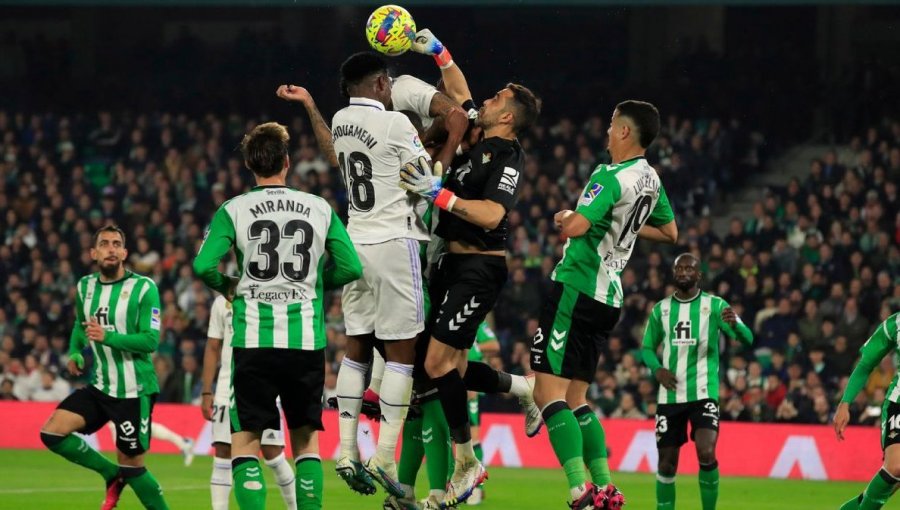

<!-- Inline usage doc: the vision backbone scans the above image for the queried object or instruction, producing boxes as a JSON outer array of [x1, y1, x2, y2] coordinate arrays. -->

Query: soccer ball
[[365, 5, 416, 56]]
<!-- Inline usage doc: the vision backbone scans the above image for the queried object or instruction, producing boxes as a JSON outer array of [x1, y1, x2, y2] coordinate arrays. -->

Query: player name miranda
[[332, 124, 377, 149], [249, 199, 313, 219]]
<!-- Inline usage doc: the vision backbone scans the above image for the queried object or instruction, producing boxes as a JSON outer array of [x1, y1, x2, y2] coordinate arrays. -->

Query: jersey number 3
[[339, 151, 375, 212], [247, 220, 314, 282]]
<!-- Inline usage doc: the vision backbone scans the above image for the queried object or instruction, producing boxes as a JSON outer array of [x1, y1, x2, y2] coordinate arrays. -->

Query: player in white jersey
[[326, 52, 433, 499], [201, 295, 298, 510]]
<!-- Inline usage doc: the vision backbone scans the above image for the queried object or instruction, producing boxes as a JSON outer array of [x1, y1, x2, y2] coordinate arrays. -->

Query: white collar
[[349, 97, 386, 111]]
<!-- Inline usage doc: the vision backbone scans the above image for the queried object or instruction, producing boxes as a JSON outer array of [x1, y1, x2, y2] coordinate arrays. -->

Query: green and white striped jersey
[[841, 313, 900, 405], [468, 322, 498, 362], [552, 157, 674, 308], [642, 291, 753, 404], [193, 185, 362, 350], [70, 272, 161, 399]]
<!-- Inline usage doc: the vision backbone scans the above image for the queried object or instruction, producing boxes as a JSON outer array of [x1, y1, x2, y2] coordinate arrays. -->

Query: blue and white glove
[[411, 29, 453, 69], [400, 157, 457, 210]]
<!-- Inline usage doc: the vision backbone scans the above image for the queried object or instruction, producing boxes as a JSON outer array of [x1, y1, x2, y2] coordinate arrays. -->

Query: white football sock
[[455, 439, 476, 462], [376, 362, 414, 463], [508, 374, 531, 398], [336, 357, 368, 460], [211, 456, 232, 510], [265, 452, 297, 510], [152, 422, 185, 447], [368, 349, 385, 394]]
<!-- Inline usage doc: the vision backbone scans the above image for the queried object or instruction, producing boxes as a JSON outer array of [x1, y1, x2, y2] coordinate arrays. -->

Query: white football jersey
[[332, 97, 431, 244], [391, 74, 438, 130], [208, 295, 234, 405]]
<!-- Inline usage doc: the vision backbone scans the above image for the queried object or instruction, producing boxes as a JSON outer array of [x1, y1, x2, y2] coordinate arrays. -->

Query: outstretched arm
[[411, 29, 472, 106], [276, 85, 338, 168]]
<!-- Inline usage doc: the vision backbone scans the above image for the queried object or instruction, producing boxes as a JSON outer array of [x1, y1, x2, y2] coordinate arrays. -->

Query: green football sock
[[41, 433, 119, 482], [574, 405, 610, 485], [122, 467, 169, 510], [233, 457, 266, 510], [295, 455, 323, 509], [398, 415, 424, 487], [698, 463, 719, 510], [656, 474, 676, 510], [422, 399, 452, 490], [839, 494, 863, 510], [474, 442, 483, 463], [544, 402, 587, 490], [859, 469, 898, 510]]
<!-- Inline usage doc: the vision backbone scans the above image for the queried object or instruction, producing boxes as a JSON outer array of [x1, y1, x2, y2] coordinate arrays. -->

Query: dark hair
[[92, 224, 126, 247], [505, 82, 540, 134], [615, 100, 660, 148], [340, 52, 388, 99], [240, 122, 289, 178]]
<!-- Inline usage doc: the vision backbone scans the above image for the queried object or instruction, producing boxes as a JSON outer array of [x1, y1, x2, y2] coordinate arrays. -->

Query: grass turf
[[0, 449, 866, 509]]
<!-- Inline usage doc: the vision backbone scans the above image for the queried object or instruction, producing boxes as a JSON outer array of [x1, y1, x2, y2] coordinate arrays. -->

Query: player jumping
[[194, 122, 363, 510], [530, 100, 677, 509], [642, 253, 753, 510], [400, 64, 540, 508], [40, 225, 170, 510]]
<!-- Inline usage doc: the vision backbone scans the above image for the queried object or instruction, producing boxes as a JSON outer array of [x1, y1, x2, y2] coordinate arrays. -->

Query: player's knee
[[884, 458, 900, 479], [696, 444, 717, 465], [424, 356, 449, 379], [658, 459, 678, 477]]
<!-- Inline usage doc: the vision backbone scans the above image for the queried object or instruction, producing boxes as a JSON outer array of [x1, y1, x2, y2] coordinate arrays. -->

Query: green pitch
[[0, 449, 864, 509]]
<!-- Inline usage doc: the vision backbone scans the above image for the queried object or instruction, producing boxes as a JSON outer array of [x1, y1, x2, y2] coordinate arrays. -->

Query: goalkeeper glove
[[411, 29, 454, 69], [399, 157, 458, 211]]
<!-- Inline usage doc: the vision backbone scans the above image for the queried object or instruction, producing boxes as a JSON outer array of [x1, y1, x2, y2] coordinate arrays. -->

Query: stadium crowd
[[0, 103, 897, 430]]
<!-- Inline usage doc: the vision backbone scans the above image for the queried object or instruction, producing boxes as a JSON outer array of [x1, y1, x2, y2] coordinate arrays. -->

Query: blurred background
[[0, 0, 899, 432]]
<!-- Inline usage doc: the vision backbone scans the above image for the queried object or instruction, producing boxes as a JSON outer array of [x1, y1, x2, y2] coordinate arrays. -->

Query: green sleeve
[[641, 305, 664, 373], [648, 185, 675, 226], [193, 206, 236, 295], [840, 318, 897, 404], [68, 288, 87, 356], [716, 297, 754, 346], [103, 281, 161, 354], [574, 169, 622, 224], [323, 210, 363, 291], [476, 322, 498, 343]]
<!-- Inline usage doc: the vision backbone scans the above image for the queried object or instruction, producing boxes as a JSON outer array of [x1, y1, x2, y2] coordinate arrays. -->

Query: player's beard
[[675, 279, 696, 293], [99, 258, 123, 279]]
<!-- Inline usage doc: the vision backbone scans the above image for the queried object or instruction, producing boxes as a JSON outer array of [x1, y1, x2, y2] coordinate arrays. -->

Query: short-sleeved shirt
[[390, 75, 438, 131], [332, 96, 431, 244], [435, 137, 525, 251], [208, 295, 234, 405], [552, 157, 674, 307]]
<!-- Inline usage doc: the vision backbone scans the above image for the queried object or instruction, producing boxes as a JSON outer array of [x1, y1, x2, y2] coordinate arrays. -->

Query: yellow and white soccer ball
[[365, 5, 416, 56]]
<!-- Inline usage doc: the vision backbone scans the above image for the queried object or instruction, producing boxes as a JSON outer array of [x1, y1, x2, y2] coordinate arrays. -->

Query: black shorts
[[881, 401, 900, 450], [530, 281, 620, 382], [655, 399, 720, 448], [58, 385, 156, 456], [427, 253, 507, 350], [231, 347, 325, 433]]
